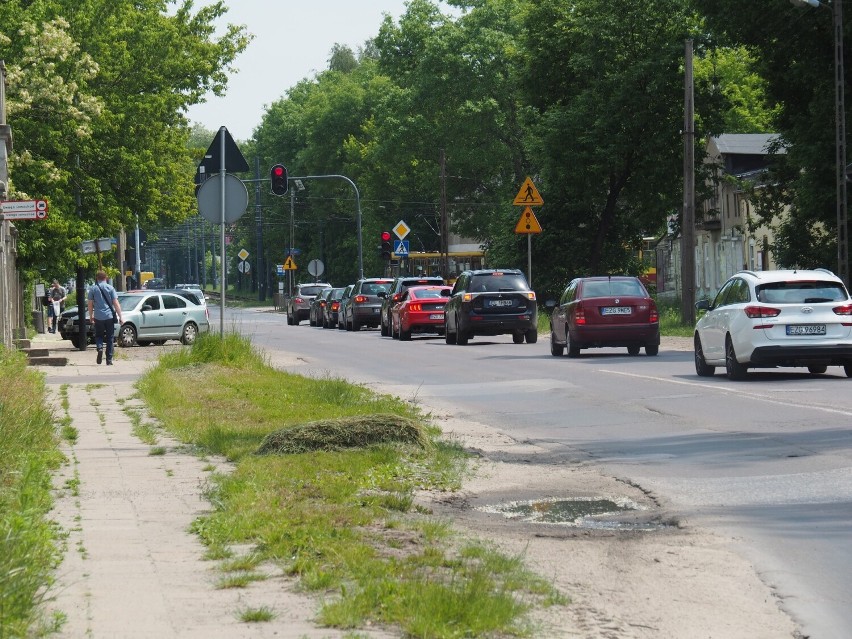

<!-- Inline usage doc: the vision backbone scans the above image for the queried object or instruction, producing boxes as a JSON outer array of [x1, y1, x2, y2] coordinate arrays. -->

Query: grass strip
[[138, 331, 565, 637], [0, 347, 65, 638]]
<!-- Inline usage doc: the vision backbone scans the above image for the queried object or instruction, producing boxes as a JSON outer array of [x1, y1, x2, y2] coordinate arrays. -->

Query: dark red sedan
[[548, 276, 660, 357], [391, 285, 452, 340]]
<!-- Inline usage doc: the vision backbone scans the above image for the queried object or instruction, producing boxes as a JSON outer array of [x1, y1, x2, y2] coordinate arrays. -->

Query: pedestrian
[[47, 279, 68, 333], [87, 271, 123, 365]]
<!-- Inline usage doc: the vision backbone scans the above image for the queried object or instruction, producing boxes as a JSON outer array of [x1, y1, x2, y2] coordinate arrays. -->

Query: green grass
[[237, 605, 275, 622], [138, 331, 565, 637], [0, 347, 65, 637]]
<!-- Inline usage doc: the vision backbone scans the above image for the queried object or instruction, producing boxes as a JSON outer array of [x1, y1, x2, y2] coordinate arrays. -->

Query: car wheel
[[694, 334, 715, 376], [550, 329, 564, 357], [445, 322, 456, 344], [181, 322, 199, 345], [399, 323, 412, 341], [117, 324, 137, 348], [645, 344, 659, 356], [807, 365, 828, 375], [351, 319, 361, 331], [567, 331, 581, 358], [456, 319, 469, 345], [512, 332, 524, 344], [287, 312, 294, 326], [338, 316, 346, 330], [725, 336, 748, 380], [627, 344, 641, 356], [380, 315, 389, 337]]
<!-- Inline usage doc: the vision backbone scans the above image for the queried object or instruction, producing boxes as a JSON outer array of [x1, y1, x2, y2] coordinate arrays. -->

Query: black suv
[[379, 275, 445, 336], [444, 269, 537, 345]]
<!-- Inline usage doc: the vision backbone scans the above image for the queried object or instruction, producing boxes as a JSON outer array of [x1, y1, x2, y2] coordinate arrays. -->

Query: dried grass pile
[[256, 414, 431, 455]]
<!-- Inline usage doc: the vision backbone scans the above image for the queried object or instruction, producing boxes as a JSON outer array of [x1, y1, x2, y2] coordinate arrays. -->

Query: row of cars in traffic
[[57, 285, 210, 347], [287, 266, 852, 380]]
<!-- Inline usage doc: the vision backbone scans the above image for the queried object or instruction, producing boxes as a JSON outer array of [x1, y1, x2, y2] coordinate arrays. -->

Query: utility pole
[[254, 156, 265, 300], [440, 149, 449, 281], [681, 39, 696, 325]]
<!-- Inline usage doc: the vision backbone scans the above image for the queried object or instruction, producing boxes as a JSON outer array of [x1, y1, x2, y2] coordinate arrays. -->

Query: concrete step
[[24, 347, 50, 358], [14, 338, 32, 349], [27, 356, 69, 367]]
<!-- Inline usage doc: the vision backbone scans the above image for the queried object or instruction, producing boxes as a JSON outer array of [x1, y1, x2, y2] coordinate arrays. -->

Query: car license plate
[[786, 324, 826, 335], [429, 313, 444, 320], [373, 307, 380, 313], [601, 306, 631, 315], [487, 299, 513, 308]]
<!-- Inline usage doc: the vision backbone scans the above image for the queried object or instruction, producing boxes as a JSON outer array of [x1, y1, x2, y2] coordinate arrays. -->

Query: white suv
[[694, 268, 852, 380]]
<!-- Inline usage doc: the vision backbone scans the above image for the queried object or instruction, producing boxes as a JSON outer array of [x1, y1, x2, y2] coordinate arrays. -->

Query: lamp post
[[791, 0, 849, 286]]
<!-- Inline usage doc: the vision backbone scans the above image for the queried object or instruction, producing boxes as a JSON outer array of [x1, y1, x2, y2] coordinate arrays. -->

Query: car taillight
[[331, 302, 339, 311], [355, 295, 368, 303], [744, 305, 781, 318], [463, 293, 473, 302], [294, 297, 303, 303], [649, 302, 658, 323], [409, 303, 422, 312], [320, 301, 327, 307], [575, 304, 586, 325], [833, 304, 852, 315], [526, 292, 536, 300]]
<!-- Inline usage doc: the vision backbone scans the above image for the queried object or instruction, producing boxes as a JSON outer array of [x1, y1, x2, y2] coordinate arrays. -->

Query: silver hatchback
[[116, 291, 210, 347]]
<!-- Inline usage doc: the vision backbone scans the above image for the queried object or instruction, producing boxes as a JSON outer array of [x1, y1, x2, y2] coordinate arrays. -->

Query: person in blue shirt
[[87, 271, 123, 365]]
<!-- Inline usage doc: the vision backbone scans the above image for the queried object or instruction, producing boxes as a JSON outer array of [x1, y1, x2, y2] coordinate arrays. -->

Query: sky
[[186, 1, 457, 141]]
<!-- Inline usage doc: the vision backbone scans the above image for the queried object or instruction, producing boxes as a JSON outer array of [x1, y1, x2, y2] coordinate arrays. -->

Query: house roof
[[712, 133, 784, 155]]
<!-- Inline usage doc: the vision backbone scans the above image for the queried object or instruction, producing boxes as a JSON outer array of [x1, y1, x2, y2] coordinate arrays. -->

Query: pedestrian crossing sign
[[394, 240, 409, 256], [513, 177, 544, 206]]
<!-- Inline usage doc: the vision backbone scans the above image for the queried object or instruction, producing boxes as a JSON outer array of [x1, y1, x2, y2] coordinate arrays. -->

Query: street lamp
[[791, 0, 849, 286]]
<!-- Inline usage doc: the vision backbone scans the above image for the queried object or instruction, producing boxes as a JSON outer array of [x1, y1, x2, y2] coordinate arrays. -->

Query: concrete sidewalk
[[33, 331, 387, 639]]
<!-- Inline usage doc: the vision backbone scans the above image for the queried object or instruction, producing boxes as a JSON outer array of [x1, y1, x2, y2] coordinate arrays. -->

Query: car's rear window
[[299, 286, 329, 296], [469, 273, 529, 292], [361, 282, 391, 295], [756, 281, 848, 304], [581, 279, 646, 298], [411, 287, 449, 299]]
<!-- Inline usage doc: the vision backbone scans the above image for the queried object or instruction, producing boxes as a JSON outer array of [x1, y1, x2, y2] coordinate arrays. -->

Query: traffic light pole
[[290, 175, 363, 280]]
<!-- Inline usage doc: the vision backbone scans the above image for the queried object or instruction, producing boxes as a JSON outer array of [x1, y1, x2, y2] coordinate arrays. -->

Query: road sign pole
[[219, 126, 226, 335], [527, 234, 532, 287]]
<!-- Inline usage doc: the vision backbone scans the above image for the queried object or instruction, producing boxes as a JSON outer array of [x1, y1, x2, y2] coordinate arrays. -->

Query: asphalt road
[[221, 305, 852, 639]]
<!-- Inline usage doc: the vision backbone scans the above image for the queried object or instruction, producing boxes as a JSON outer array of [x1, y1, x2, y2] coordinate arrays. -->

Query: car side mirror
[[544, 299, 557, 309], [695, 299, 711, 311], [441, 288, 452, 297], [142, 304, 153, 312]]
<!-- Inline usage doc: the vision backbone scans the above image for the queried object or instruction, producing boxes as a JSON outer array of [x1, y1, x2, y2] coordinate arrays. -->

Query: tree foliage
[[1, 0, 249, 280]]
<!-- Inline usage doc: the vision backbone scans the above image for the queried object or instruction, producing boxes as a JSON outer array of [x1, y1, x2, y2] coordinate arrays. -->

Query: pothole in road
[[477, 496, 668, 530]]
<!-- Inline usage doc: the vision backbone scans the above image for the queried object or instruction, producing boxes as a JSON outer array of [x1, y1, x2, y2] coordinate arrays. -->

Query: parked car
[[322, 287, 346, 329], [693, 268, 852, 380], [390, 285, 452, 340], [309, 288, 333, 326], [337, 285, 355, 330], [115, 291, 210, 347], [379, 275, 445, 336], [444, 269, 537, 345], [340, 278, 393, 331], [287, 283, 332, 325], [57, 307, 116, 345], [548, 276, 660, 357]]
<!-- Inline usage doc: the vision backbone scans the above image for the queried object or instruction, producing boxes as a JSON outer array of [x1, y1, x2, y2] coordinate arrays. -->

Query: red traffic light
[[380, 231, 393, 260], [270, 164, 288, 196]]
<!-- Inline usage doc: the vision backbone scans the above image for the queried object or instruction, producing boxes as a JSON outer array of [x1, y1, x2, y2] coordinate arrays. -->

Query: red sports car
[[391, 285, 452, 340]]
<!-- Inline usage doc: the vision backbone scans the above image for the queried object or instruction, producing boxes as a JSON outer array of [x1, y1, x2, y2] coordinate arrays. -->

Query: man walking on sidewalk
[[87, 271, 123, 365]]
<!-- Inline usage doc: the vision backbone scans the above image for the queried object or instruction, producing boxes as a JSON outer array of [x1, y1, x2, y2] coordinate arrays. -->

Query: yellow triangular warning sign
[[283, 256, 297, 270], [514, 207, 543, 234], [513, 177, 544, 206]]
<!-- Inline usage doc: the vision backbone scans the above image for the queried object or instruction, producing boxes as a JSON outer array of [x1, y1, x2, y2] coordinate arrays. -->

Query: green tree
[[698, 0, 842, 269], [1, 0, 250, 281]]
